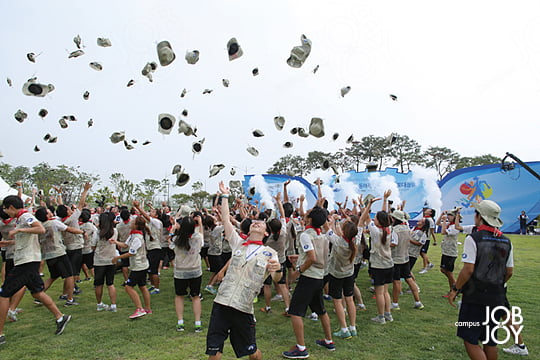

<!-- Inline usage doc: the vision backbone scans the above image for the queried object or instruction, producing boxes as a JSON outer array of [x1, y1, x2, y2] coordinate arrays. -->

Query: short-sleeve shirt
[[461, 235, 514, 267], [14, 212, 42, 266], [171, 232, 204, 279], [441, 224, 460, 257], [126, 233, 149, 271], [92, 228, 119, 266], [39, 219, 68, 260], [61, 209, 84, 250], [368, 222, 393, 269]]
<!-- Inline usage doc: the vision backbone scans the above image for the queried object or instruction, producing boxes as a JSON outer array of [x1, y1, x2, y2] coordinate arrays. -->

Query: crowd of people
[[0, 180, 528, 359]]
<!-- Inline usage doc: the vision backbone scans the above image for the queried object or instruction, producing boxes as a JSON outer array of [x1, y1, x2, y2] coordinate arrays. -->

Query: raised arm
[[315, 178, 323, 200], [359, 197, 380, 227], [78, 183, 92, 211], [274, 192, 285, 219], [218, 181, 235, 239], [283, 179, 291, 204], [133, 200, 150, 222], [382, 190, 391, 213]]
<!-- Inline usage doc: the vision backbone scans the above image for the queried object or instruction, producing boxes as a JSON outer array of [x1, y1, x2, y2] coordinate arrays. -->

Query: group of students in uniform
[[0, 179, 528, 359]]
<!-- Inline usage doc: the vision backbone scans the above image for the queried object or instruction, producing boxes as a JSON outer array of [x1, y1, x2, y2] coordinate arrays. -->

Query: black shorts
[[328, 274, 355, 299], [409, 256, 418, 271], [120, 251, 130, 268], [352, 263, 361, 279], [94, 265, 116, 286], [4, 258, 15, 274], [0, 262, 44, 298], [82, 252, 94, 270], [1, 250, 6, 262], [66, 249, 83, 276], [200, 246, 209, 258], [393, 262, 412, 281], [371, 267, 394, 286], [284, 256, 294, 269], [126, 269, 148, 287], [288, 275, 326, 317], [263, 263, 286, 285], [208, 254, 225, 273], [206, 303, 257, 358], [440, 255, 457, 272], [147, 249, 163, 275], [221, 252, 232, 264], [162, 247, 175, 264], [420, 240, 430, 254], [174, 276, 202, 297], [457, 302, 506, 347], [46, 254, 74, 279]]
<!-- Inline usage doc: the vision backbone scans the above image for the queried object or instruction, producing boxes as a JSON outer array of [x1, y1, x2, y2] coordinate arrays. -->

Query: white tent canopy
[[0, 177, 30, 202]]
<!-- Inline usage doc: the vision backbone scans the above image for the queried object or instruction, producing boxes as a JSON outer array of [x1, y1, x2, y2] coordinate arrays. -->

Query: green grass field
[[1, 233, 538, 360]]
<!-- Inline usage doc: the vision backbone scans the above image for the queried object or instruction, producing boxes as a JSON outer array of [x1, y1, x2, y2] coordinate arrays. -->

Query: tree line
[[267, 134, 500, 179]]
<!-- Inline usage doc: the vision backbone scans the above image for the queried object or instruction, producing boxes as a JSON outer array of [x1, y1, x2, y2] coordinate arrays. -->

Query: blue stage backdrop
[[439, 162, 540, 233]]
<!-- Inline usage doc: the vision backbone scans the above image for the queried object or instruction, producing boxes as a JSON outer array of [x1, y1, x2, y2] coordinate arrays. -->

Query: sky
[[1, 0, 539, 198]]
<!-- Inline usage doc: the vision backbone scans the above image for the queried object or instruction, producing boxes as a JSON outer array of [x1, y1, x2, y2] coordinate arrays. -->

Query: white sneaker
[[419, 268, 428, 274], [371, 316, 386, 324], [308, 312, 319, 321], [97, 303, 109, 311], [271, 294, 283, 302], [427, 263, 434, 270], [503, 344, 529, 356]]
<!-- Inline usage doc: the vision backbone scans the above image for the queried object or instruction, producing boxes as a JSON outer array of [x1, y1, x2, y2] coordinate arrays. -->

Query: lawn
[[0, 233, 538, 360]]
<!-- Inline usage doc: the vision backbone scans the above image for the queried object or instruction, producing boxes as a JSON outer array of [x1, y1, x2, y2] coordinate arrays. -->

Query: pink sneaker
[[129, 309, 147, 319], [144, 309, 153, 315]]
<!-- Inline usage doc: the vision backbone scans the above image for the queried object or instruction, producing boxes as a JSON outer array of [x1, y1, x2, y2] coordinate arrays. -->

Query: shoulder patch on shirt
[[462, 253, 467, 259], [26, 217, 34, 224], [303, 244, 309, 249], [262, 251, 272, 257]]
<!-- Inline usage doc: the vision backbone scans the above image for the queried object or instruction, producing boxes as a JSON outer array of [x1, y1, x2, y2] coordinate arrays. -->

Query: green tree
[[454, 154, 500, 169], [138, 179, 163, 204], [389, 135, 422, 172], [191, 181, 210, 210], [171, 193, 191, 209], [0, 163, 32, 189], [88, 186, 114, 208], [267, 155, 307, 176], [305, 151, 333, 170], [422, 146, 460, 179], [110, 173, 135, 204], [344, 135, 389, 171]]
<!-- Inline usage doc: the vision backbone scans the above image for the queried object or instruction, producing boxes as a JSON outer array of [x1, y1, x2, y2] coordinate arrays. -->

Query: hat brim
[[471, 203, 504, 227]]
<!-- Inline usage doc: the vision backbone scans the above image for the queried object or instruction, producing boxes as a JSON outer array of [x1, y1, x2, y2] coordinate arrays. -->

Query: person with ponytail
[[326, 216, 358, 339], [409, 218, 430, 272], [170, 215, 204, 332], [437, 208, 464, 297], [112, 214, 152, 319], [358, 190, 394, 324], [91, 212, 118, 312]]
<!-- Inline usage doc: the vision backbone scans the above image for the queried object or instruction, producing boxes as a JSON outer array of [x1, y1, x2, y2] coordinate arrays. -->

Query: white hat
[[14, 109, 28, 123], [180, 88, 187, 98], [185, 50, 200, 65], [390, 94, 398, 101], [59, 118, 68, 129], [172, 165, 182, 175], [110, 131, 125, 144], [6, 78, 12, 87], [274, 116, 285, 130], [178, 204, 192, 217], [252, 129, 264, 137], [22, 78, 55, 97], [229, 180, 241, 188], [346, 134, 354, 144], [227, 38, 243, 61], [322, 159, 331, 170], [283, 141, 293, 148], [192, 138, 205, 154], [87, 118, 93, 127], [230, 168, 236, 176], [89, 62, 103, 71], [123, 140, 134, 150], [332, 133, 339, 141], [83, 91, 90, 100], [298, 128, 309, 138], [34, 145, 40, 152], [247, 147, 259, 156], [158, 113, 176, 135], [386, 134, 397, 145], [252, 68, 259, 76], [127, 79, 135, 87], [48, 136, 57, 144], [202, 89, 213, 94], [209, 164, 225, 178], [97, 38, 112, 47], [340, 86, 351, 97], [27, 53, 36, 63], [68, 49, 84, 58], [38, 109, 48, 118], [222, 79, 230, 87], [73, 34, 82, 49], [142, 140, 151, 146], [178, 119, 196, 136], [472, 200, 503, 227], [157, 40, 175, 66], [181, 109, 188, 117], [363, 194, 374, 207], [287, 34, 312, 68], [390, 210, 408, 223], [309, 117, 325, 138]]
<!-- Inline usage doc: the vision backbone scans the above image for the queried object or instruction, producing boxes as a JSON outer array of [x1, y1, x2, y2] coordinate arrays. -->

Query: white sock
[[265, 306, 271, 311], [415, 301, 422, 306], [392, 302, 399, 307], [341, 327, 348, 332], [195, 321, 201, 326], [297, 344, 306, 351], [349, 325, 356, 331], [177, 319, 184, 325], [56, 315, 64, 323], [110, 304, 117, 309], [324, 339, 333, 344]]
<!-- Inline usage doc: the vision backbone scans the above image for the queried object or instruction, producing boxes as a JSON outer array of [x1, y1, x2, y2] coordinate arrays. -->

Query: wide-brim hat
[[227, 38, 243, 61], [97, 38, 112, 47], [297, 128, 309, 138], [209, 164, 225, 178], [172, 164, 182, 175], [185, 50, 200, 65], [110, 131, 125, 144], [363, 194, 374, 207], [14, 109, 28, 123], [286, 34, 311, 68], [390, 210, 408, 223], [178, 119, 196, 136], [274, 116, 285, 130], [177, 204, 192, 217], [68, 49, 84, 58], [247, 147, 259, 156], [192, 138, 205, 154], [89, 62, 103, 71], [340, 86, 351, 97], [157, 40, 175, 66], [229, 180, 241, 188], [309, 117, 325, 138], [23, 79, 54, 97], [472, 200, 503, 227], [176, 172, 190, 187], [158, 113, 176, 135]]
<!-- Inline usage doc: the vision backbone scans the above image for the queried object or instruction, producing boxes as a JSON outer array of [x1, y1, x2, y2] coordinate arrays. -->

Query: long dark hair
[[268, 218, 282, 241], [174, 216, 195, 251], [134, 216, 154, 241], [99, 212, 115, 240], [341, 220, 358, 263], [375, 211, 391, 245]]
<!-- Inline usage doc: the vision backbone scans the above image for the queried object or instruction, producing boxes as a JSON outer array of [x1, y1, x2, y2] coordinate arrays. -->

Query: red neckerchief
[[306, 225, 321, 235], [15, 209, 28, 219], [130, 230, 143, 235], [343, 236, 352, 243], [2, 218, 13, 225], [376, 225, 391, 235], [285, 217, 290, 224], [240, 233, 248, 240], [78, 221, 83, 225], [477, 224, 502, 237], [61, 216, 69, 223], [242, 239, 263, 246], [123, 220, 130, 224]]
